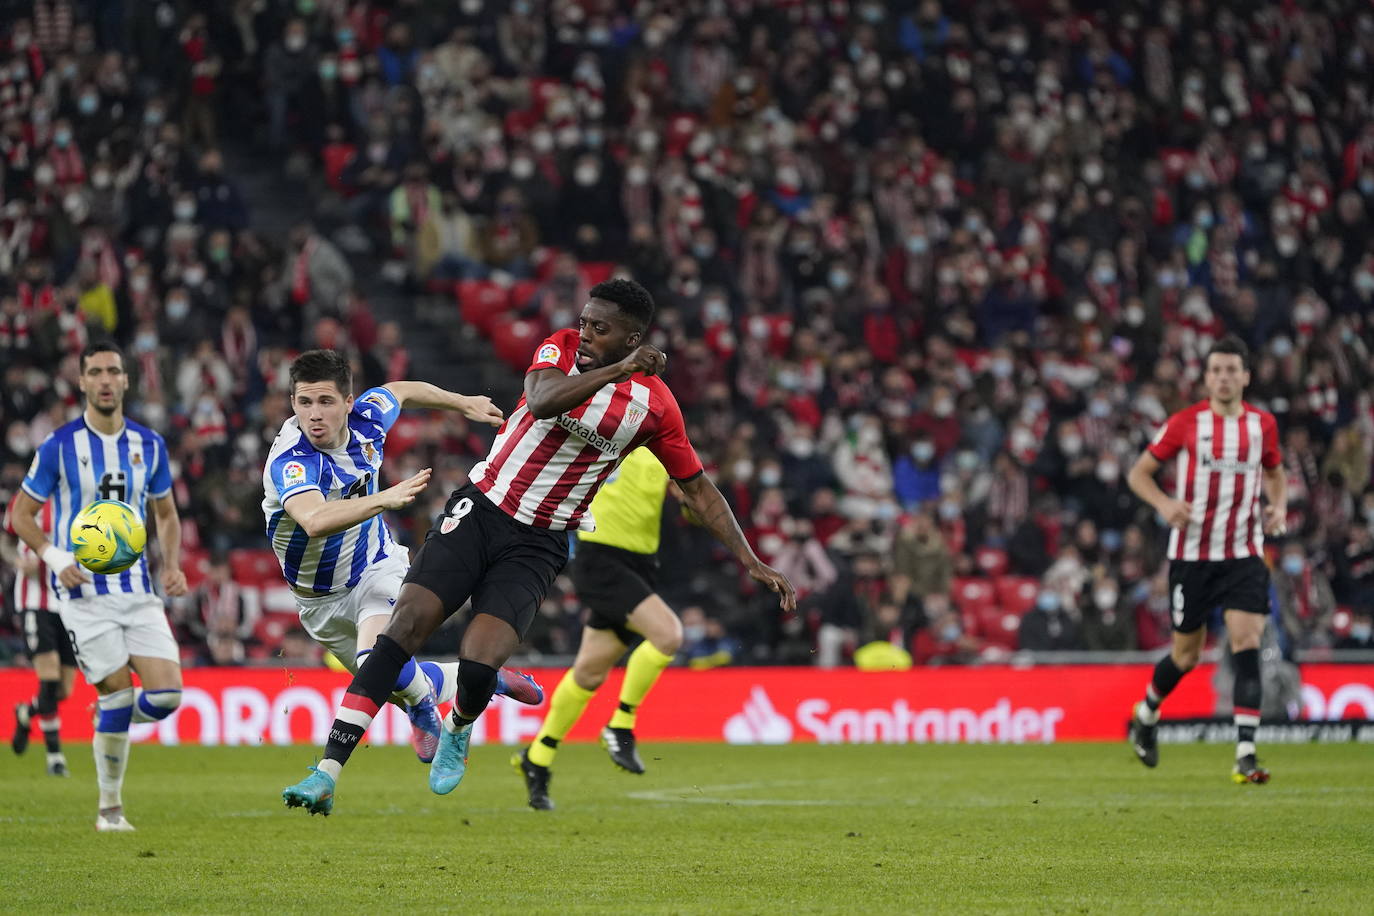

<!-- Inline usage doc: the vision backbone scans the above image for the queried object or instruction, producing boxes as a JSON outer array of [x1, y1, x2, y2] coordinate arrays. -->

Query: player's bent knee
[[573, 665, 609, 691], [138, 688, 182, 721]]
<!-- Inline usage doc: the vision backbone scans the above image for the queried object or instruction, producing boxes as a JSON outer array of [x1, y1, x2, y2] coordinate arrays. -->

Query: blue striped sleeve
[[271, 450, 324, 502], [353, 387, 402, 435], [20, 436, 62, 502]]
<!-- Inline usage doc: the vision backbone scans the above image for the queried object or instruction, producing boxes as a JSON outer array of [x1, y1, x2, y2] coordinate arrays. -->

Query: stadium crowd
[[3, 1, 1374, 670]]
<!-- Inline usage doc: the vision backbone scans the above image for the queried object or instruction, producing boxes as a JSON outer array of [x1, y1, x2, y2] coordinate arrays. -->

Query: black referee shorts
[[20, 607, 78, 666], [1166, 556, 1271, 634], [571, 541, 659, 645], [405, 483, 570, 639]]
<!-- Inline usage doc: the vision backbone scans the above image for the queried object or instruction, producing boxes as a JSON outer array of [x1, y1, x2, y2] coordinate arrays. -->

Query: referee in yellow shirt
[[514, 447, 683, 810]]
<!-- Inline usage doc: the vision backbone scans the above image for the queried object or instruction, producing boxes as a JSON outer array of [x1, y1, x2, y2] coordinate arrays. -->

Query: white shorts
[[295, 553, 408, 673], [59, 593, 179, 684]]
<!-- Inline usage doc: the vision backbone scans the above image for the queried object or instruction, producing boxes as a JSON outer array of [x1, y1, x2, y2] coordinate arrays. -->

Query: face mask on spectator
[[684, 624, 706, 642], [733, 460, 754, 481], [1074, 301, 1096, 322], [11, 62, 28, 82], [1281, 555, 1304, 576], [941, 621, 961, 642], [828, 268, 851, 291], [759, 467, 782, 487], [145, 108, 164, 127], [938, 501, 961, 521], [167, 296, 190, 320], [1271, 336, 1293, 357], [789, 438, 815, 459], [337, 28, 354, 45], [1089, 399, 1111, 419], [184, 265, 206, 287], [79, 94, 99, 115], [175, 201, 196, 221], [574, 164, 599, 186], [35, 165, 56, 187], [286, 33, 307, 52], [1061, 435, 1084, 456], [1354, 271, 1374, 294], [54, 129, 73, 148], [531, 130, 554, 154], [131, 275, 150, 293], [135, 331, 158, 352], [1036, 592, 1060, 612], [319, 60, 338, 80], [510, 157, 534, 180], [990, 357, 1013, 379], [1124, 304, 1145, 327], [913, 442, 935, 463], [1096, 462, 1119, 483], [1094, 588, 1117, 610]]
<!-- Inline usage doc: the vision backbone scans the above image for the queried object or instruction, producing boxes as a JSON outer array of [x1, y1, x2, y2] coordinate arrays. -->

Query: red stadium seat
[[489, 318, 547, 371], [457, 280, 513, 335], [181, 548, 211, 590], [976, 606, 1020, 651], [510, 279, 541, 309], [952, 577, 996, 620], [975, 546, 1009, 577], [229, 549, 280, 588], [578, 261, 615, 287], [994, 576, 1040, 617]]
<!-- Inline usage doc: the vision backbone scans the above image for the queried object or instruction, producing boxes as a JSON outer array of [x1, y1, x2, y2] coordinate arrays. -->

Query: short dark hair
[[80, 340, 125, 371], [289, 349, 352, 396], [589, 278, 655, 331], [1206, 334, 1251, 371]]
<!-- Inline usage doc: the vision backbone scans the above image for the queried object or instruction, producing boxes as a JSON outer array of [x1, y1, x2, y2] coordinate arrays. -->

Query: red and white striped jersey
[[3, 492, 55, 611], [1147, 401, 1282, 562], [470, 329, 703, 532]]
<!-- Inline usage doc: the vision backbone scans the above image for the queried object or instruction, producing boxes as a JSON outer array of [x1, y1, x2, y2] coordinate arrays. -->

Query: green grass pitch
[[1, 742, 1370, 913]]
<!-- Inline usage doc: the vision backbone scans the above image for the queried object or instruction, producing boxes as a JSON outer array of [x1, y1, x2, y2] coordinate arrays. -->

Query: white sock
[[1236, 741, 1256, 760], [317, 759, 343, 780], [394, 665, 432, 706], [93, 730, 130, 810], [1136, 702, 1160, 725], [433, 662, 460, 705]]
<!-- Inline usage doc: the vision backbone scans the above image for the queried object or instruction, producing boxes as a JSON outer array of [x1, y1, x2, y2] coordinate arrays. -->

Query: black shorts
[[571, 541, 658, 644], [405, 483, 570, 639], [20, 607, 78, 666], [1166, 557, 1271, 634]]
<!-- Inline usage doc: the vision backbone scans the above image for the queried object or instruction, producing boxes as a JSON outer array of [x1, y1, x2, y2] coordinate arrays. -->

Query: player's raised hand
[[749, 561, 797, 613], [460, 394, 504, 427], [162, 568, 189, 597], [1263, 503, 1288, 537], [1158, 497, 1192, 530], [617, 345, 667, 379], [379, 467, 432, 510]]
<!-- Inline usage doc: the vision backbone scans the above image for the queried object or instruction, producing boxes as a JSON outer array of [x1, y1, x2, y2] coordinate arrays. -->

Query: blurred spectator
[[911, 595, 981, 665], [1335, 611, 1374, 651], [1018, 590, 1083, 653], [889, 510, 952, 610], [1274, 543, 1337, 652], [681, 606, 737, 670]]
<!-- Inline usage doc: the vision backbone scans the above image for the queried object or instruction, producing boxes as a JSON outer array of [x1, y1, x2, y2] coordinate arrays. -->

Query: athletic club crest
[[440, 515, 461, 535], [626, 406, 645, 425]]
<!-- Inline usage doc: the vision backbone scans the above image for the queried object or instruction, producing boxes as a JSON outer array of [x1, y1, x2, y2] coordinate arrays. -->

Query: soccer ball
[[70, 499, 147, 575]]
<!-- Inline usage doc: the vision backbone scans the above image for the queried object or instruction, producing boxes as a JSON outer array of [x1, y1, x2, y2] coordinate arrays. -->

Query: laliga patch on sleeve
[[282, 461, 307, 484], [28, 454, 40, 477], [535, 343, 561, 365], [360, 391, 393, 411]]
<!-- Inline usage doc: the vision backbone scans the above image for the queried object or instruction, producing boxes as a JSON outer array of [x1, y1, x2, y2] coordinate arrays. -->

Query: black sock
[[1232, 648, 1262, 750], [451, 659, 498, 726], [35, 680, 62, 754], [323, 634, 410, 767], [1146, 655, 1186, 710]]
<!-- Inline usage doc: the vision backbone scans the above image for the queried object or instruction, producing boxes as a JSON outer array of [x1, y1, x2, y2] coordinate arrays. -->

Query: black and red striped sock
[[321, 635, 410, 774]]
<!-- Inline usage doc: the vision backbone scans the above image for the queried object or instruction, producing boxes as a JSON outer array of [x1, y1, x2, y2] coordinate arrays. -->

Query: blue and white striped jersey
[[20, 416, 173, 601], [261, 386, 402, 594]]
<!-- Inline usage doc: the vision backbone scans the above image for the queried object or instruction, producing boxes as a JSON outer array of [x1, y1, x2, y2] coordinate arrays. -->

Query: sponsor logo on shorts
[[535, 343, 561, 365]]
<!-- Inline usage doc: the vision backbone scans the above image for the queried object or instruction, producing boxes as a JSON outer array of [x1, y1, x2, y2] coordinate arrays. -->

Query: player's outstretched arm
[[383, 381, 504, 427], [150, 493, 188, 597], [677, 472, 797, 612], [524, 346, 666, 419], [1126, 451, 1191, 530], [9, 490, 90, 588], [283, 468, 432, 538]]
